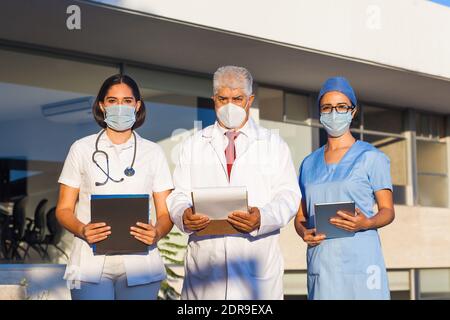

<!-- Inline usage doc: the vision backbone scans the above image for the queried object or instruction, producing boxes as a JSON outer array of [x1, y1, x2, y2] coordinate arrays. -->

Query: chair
[[40, 207, 68, 260], [23, 199, 48, 259], [1, 196, 28, 260]]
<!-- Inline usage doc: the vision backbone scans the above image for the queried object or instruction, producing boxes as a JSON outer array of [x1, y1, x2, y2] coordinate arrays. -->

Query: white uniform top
[[58, 130, 173, 286], [167, 117, 301, 299]]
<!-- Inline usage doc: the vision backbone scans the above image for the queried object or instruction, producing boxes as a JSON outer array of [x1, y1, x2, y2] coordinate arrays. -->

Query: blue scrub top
[[299, 140, 392, 300]]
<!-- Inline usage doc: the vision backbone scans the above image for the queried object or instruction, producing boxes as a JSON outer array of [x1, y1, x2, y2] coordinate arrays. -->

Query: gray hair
[[213, 66, 253, 96]]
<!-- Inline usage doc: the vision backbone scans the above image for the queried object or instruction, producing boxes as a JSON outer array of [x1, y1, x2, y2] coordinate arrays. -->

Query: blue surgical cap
[[317, 76, 357, 108]]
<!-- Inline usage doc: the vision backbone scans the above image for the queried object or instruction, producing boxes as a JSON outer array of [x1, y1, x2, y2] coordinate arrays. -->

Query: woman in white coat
[[167, 66, 301, 300], [56, 74, 173, 300]]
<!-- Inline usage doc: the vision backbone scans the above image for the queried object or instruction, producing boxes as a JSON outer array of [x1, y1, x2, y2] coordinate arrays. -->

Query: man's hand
[[329, 208, 373, 232], [182, 207, 210, 231], [227, 207, 261, 233]]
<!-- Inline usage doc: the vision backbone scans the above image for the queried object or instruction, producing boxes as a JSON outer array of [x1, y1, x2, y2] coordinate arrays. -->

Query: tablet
[[314, 201, 356, 239], [191, 186, 248, 236], [90, 194, 149, 255]]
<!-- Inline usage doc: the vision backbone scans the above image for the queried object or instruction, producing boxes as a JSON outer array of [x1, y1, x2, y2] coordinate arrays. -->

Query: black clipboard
[[314, 201, 356, 239], [90, 194, 149, 255]]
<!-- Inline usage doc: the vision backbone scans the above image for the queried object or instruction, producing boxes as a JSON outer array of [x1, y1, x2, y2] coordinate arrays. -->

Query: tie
[[225, 130, 240, 179]]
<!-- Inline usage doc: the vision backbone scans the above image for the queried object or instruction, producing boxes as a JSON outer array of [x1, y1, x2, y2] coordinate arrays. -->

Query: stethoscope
[[92, 129, 137, 186]]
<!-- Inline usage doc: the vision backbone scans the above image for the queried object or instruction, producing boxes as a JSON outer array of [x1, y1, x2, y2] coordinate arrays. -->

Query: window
[[415, 113, 448, 208], [363, 105, 404, 134], [0, 48, 212, 262], [363, 134, 408, 204], [419, 268, 450, 299], [0, 47, 119, 263], [416, 112, 446, 139], [417, 140, 448, 207], [257, 87, 284, 122], [124, 65, 213, 154], [284, 92, 310, 123]]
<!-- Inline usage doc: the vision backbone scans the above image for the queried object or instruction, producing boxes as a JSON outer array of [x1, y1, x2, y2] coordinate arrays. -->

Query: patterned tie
[[225, 130, 240, 179]]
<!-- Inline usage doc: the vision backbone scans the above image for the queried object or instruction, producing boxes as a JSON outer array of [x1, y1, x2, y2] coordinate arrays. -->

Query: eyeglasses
[[320, 104, 355, 114]]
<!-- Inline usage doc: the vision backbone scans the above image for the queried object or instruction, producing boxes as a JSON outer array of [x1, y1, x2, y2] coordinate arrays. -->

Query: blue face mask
[[104, 105, 136, 131], [320, 110, 353, 137]]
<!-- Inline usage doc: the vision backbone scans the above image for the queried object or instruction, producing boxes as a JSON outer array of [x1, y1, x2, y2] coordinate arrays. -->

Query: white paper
[[191, 186, 248, 220]]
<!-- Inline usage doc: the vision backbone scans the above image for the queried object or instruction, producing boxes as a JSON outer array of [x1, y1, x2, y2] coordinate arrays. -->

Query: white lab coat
[[167, 117, 301, 300]]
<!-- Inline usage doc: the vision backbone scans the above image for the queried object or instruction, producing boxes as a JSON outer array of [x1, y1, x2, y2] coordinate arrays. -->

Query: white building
[[0, 0, 449, 299]]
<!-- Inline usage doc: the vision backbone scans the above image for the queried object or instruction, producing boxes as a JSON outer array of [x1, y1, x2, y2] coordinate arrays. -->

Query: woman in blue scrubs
[[295, 77, 395, 300]]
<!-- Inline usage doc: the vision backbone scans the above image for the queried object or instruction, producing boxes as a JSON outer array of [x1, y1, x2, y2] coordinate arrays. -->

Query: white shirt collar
[[97, 129, 141, 149]]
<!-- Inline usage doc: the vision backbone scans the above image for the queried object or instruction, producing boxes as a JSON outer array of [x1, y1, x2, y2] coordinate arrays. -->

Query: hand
[[329, 208, 373, 232], [81, 222, 111, 244], [227, 207, 261, 233], [182, 207, 210, 231], [301, 228, 326, 247], [130, 222, 160, 245]]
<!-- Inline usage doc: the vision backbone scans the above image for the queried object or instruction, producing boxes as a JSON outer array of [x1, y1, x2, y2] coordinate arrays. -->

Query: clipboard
[[90, 194, 149, 255], [191, 186, 248, 236], [314, 201, 356, 239]]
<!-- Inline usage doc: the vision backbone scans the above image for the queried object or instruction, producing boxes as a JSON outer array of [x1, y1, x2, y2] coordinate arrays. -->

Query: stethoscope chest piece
[[124, 167, 135, 177], [92, 129, 137, 185]]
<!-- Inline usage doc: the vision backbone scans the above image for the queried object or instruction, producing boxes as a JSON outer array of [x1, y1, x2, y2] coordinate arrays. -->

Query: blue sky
[[430, 0, 450, 7]]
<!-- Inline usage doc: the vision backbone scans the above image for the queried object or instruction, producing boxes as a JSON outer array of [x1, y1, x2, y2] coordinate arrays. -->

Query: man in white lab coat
[[167, 65, 301, 300]]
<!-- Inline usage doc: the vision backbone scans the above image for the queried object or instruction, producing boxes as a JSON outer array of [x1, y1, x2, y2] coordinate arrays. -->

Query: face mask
[[320, 110, 353, 137], [216, 102, 248, 129], [103, 105, 136, 131]]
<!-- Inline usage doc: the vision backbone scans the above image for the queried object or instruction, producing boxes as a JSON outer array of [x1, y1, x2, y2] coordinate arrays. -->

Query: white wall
[[114, 0, 450, 79]]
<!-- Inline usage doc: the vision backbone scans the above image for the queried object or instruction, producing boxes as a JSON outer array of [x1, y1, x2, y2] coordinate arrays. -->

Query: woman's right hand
[[81, 222, 111, 244], [301, 228, 326, 247]]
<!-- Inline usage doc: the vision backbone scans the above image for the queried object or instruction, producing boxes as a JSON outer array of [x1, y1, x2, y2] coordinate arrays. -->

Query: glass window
[[416, 113, 446, 139], [260, 120, 313, 174], [0, 47, 119, 263], [363, 134, 408, 204], [257, 87, 283, 122], [284, 92, 309, 123], [363, 105, 404, 134], [125, 65, 214, 156], [419, 268, 450, 299], [417, 140, 448, 207]]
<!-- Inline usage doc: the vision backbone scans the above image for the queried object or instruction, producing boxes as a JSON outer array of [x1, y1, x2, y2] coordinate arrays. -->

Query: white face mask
[[216, 102, 248, 129]]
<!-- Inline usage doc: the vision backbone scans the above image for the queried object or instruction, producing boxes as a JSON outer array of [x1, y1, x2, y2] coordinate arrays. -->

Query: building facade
[[0, 0, 449, 299]]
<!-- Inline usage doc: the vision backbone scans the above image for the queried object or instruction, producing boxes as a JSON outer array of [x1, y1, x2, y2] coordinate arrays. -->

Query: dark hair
[[92, 74, 146, 129]]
